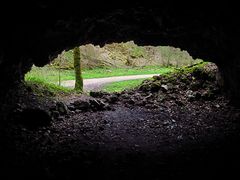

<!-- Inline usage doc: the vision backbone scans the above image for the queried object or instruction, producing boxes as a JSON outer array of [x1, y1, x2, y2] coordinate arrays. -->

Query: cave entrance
[[25, 41, 202, 95], [15, 41, 240, 180]]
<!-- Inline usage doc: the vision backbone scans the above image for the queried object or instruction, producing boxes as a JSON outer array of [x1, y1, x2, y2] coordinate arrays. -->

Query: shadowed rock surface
[[1, 2, 240, 179], [1, 63, 240, 179], [1, 2, 240, 113]]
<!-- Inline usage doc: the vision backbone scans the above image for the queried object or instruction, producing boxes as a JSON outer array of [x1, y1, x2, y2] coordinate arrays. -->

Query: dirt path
[[61, 74, 158, 91], [3, 96, 240, 179]]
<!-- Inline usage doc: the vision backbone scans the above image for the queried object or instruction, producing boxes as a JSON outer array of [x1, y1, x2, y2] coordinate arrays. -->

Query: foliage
[[140, 61, 209, 88], [25, 79, 72, 97], [129, 45, 146, 58], [102, 79, 146, 92], [25, 65, 75, 83], [51, 41, 199, 69]]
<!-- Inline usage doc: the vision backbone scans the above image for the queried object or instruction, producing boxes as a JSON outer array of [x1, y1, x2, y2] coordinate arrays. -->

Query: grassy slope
[[25, 79, 73, 97]]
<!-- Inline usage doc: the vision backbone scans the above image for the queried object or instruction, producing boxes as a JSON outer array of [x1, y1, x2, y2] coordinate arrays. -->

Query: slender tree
[[73, 47, 83, 92]]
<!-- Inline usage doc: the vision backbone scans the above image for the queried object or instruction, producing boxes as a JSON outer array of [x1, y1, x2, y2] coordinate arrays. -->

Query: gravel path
[[61, 74, 159, 91]]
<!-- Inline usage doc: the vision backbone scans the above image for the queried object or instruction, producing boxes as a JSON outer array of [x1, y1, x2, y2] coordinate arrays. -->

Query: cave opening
[[24, 41, 203, 94], [3, 40, 240, 179], [1, 3, 240, 179]]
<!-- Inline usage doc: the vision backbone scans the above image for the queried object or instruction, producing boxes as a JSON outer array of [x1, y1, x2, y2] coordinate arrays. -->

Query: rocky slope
[[51, 41, 201, 69], [1, 62, 240, 179]]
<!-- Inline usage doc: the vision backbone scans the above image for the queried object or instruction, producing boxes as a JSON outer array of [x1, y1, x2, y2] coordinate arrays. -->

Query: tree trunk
[[73, 47, 83, 92]]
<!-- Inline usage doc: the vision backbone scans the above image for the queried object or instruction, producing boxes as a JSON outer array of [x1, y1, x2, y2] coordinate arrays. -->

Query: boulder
[[107, 94, 119, 103], [150, 82, 161, 92], [72, 100, 91, 111], [186, 90, 195, 101], [90, 99, 107, 111], [56, 102, 68, 115], [161, 84, 168, 92]]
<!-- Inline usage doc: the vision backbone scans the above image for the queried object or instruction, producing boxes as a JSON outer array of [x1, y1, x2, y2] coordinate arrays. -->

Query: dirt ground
[[1, 63, 240, 179]]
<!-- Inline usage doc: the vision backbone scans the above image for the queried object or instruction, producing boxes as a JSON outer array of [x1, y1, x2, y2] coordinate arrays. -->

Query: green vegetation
[[138, 62, 212, 93], [25, 66, 174, 84], [162, 61, 208, 79], [102, 79, 146, 92], [129, 45, 146, 58], [25, 65, 174, 95], [25, 66, 74, 83], [24, 41, 205, 96], [24, 79, 73, 97], [82, 66, 174, 78], [24, 62, 208, 95], [51, 41, 201, 69]]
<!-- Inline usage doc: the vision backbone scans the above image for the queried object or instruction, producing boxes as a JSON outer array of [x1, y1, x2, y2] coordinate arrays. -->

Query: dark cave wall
[[1, 1, 240, 117]]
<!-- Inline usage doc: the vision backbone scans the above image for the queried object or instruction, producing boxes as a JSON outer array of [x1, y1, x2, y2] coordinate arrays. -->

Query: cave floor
[[1, 90, 240, 179]]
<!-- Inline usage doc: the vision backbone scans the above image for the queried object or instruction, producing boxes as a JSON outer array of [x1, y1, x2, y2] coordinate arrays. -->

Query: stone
[[104, 104, 112, 110], [51, 110, 60, 119], [161, 84, 168, 92], [56, 102, 68, 115], [215, 104, 220, 108], [153, 75, 162, 80], [67, 105, 76, 111], [144, 93, 153, 100], [190, 81, 201, 91], [166, 83, 174, 90], [121, 93, 130, 99], [186, 90, 195, 101], [128, 98, 135, 105], [202, 90, 215, 100], [150, 82, 161, 92], [75, 109, 82, 113], [138, 83, 150, 92], [157, 94, 166, 102], [136, 99, 147, 106], [107, 94, 119, 103], [90, 99, 106, 110], [72, 100, 91, 111], [175, 100, 184, 106]]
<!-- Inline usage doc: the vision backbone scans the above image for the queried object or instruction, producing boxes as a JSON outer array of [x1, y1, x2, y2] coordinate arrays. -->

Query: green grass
[[24, 65, 174, 95], [25, 65, 174, 83], [24, 79, 73, 97], [102, 79, 146, 92], [25, 66, 74, 83]]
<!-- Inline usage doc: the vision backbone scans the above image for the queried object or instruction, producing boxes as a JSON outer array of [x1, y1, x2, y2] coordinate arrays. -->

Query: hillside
[[51, 41, 202, 69]]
